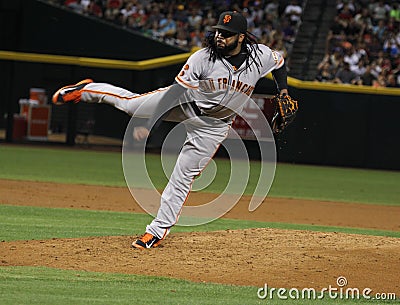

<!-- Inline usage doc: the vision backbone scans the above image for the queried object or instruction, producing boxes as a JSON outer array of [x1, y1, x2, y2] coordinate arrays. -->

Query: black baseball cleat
[[132, 233, 161, 249], [52, 79, 93, 105]]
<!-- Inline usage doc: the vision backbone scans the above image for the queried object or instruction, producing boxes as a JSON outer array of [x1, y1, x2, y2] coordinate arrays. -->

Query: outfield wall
[[1, 1, 400, 170], [273, 87, 400, 169], [1, 52, 399, 170]]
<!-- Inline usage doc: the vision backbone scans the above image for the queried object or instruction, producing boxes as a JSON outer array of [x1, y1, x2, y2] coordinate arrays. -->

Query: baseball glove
[[271, 93, 298, 134]]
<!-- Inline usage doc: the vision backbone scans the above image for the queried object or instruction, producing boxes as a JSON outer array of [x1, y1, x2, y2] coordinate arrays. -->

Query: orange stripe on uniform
[[175, 76, 198, 89], [82, 86, 170, 100]]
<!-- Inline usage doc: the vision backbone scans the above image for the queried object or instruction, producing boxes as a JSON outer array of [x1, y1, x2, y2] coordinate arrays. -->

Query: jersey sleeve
[[175, 49, 207, 89], [258, 44, 285, 77]]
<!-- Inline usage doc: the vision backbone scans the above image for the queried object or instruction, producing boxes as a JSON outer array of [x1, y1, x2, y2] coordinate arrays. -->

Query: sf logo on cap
[[223, 15, 232, 23]]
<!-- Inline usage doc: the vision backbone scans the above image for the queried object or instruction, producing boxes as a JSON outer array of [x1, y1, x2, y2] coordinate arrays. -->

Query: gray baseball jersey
[[80, 43, 284, 239]]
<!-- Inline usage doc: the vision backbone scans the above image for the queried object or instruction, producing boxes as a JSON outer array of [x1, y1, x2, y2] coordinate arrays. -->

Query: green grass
[[1, 145, 400, 205], [1, 145, 399, 305], [0, 145, 126, 186], [1, 205, 399, 242], [271, 163, 400, 205], [0, 267, 397, 305]]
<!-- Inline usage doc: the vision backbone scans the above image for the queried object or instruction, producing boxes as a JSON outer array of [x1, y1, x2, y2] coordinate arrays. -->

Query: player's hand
[[133, 126, 150, 141]]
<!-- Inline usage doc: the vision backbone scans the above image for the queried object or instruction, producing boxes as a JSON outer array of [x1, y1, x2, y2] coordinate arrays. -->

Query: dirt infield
[[1, 179, 400, 294]]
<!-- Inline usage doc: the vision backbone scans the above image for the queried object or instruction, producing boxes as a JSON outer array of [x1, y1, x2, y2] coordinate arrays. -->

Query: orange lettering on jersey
[[235, 80, 243, 91], [184, 64, 189, 70], [244, 85, 255, 96], [179, 71, 185, 76], [212, 78, 255, 96], [218, 78, 228, 89], [231, 80, 235, 90], [223, 15, 232, 23], [271, 50, 279, 64], [208, 79, 215, 91], [223, 78, 228, 89], [199, 80, 211, 92]]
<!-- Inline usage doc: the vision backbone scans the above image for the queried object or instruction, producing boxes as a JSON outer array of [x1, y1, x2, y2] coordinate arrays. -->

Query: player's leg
[[81, 83, 171, 117], [52, 79, 170, 118], [132, 117, 230, 249]]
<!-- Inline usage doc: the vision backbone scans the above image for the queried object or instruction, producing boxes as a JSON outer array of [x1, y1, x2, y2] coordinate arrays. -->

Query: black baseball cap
[[212, 11, 247, 34]]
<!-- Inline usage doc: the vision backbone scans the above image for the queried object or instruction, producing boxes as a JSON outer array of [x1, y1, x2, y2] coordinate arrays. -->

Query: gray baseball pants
[[81, 82, 230, 239]]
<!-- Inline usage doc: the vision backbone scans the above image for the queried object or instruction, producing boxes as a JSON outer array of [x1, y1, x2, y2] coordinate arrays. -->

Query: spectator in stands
[[316, 0, 400, 88], [344, 18, 363, 46], [127, 4, 147, 31], [281, 18, 296, 45], [330, 47, 345, 70], [354, 7, 373, 30], [189, 29, 204, 49], [372, 72, 387, 87], [175, 23, 189, 49], [315, 61, 335, 82], [366, 33, 383, 58], [56, 0, 303, 65], [333, 61, 359, 84], [251, 3, 265, 27], [187, 8, 202, 32], [145, 20, 162, 40], [326, 16, 347, 53], [104, 0, 122, 21], [283, 0, 303, 26], [372, 19, 387, 41], [353, 41, 369, 62], [368, 0, 379, 14], [357, 64, 376, 85], [318, 49, 343, 73], [174, 4, 188, 24], [120, 1, 136, 25], [264, 0, 279, 20], [86, 0, 103, 18], [143, 3, 163, 34], [247, 23, 261, 40], [387, 73, 400, 87], [383, 31, 400, 58], [81, 0, 90, 10], [65, 0, 85, 14], [371, 0, 390, 24], [242, 8, 256, 30], [337, 4, 355, 21], [202, 9, 217, 33], [389, 3, 400, 24], [351, 58, 367, 76], [269, 28, 285, 49], [264, 10, 280, 31], [370, 59, 383, 78], [158, 13, 177, 40], [343, 45, 361, 67], [336, 0, 357, 14], [274, 39, 288, 58], [259, 30, 272, 46]]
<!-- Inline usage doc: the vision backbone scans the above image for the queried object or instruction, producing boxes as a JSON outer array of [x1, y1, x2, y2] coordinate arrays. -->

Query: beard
[[215, 36, 239, 56]]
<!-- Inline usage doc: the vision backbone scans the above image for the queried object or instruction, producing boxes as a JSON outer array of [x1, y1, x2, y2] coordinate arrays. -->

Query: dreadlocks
[[204, 31, 263, 74]]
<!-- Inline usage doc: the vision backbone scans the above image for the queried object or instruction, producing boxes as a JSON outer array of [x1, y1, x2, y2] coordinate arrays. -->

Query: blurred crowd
[[315, 0, 400, 87], [49, 0, 305, 61]]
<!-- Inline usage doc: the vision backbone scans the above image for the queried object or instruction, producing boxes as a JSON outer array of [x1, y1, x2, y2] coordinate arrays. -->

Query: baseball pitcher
[[52, 11, 298, 249]]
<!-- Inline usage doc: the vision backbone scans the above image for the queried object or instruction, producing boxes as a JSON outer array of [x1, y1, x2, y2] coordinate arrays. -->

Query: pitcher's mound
[[1, 228, 399, 294]]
